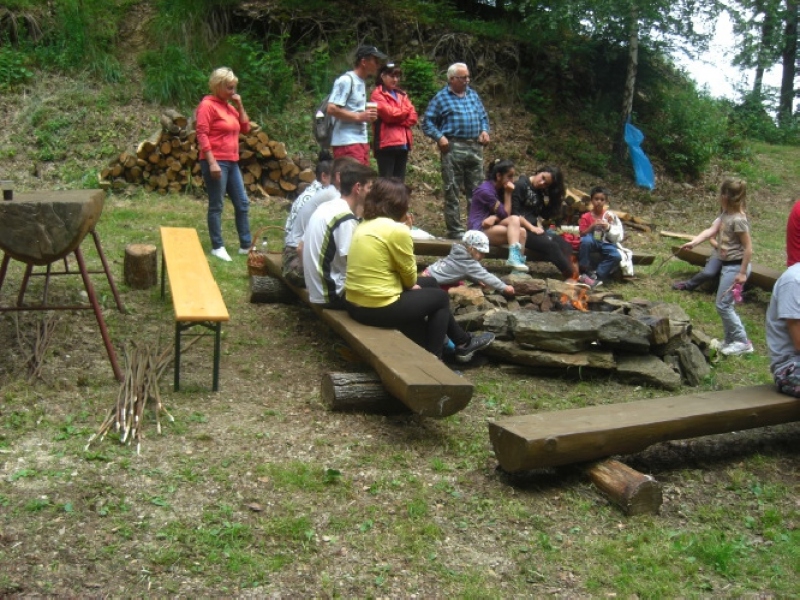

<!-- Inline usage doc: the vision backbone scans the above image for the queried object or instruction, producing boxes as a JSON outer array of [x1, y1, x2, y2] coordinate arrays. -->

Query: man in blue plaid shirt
[[422, 63, 490, 239]]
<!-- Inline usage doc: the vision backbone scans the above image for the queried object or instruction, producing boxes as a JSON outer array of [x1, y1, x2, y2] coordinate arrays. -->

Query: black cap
[[356, 45, 388, 61]]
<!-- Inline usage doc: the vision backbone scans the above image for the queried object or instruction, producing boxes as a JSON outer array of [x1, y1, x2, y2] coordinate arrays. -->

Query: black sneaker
[[455, 332, 495, 363]]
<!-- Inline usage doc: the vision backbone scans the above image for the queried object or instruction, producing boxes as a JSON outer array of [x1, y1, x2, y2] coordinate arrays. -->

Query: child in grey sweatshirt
[[423, 230, 515, 296]]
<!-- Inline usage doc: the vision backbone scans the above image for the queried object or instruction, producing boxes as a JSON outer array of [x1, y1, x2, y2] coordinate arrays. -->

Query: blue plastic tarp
[[624, 122, 655, 190]]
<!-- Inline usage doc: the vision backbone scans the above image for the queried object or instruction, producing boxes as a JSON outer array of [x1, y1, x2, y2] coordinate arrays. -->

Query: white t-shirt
[[329, 71, 367, 146], [302, 197, 358, 304], [766, 263, 800, 372], [284, 180, 325, 247], [289, 186, 341, 249]]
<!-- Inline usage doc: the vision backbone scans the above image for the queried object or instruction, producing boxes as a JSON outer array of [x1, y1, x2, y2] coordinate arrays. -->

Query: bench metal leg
[[212, 321, 222, 392], [174, 321, 182, 392], [173, 320, 222, 392]]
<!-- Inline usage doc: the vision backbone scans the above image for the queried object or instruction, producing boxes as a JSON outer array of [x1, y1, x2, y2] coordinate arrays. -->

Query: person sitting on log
[[345, 178, 495, 363], [422, 230, 514, 296], [302, 162, 376, 309], [511, 165, 577, 282], [283, 156, 359, 287], [578, 186, 623, 287], [468, 159, 528, 272], [282, 151, 333, 286], [766, 201, 800, 396]]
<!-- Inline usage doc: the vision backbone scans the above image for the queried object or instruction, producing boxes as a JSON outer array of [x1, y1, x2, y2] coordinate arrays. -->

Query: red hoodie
[[195, 95, 251, 161], [370, 85, 418, 151]]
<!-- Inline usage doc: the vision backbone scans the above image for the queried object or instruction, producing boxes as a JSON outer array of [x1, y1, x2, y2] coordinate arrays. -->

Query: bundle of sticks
[[85, 341, 175, 454]]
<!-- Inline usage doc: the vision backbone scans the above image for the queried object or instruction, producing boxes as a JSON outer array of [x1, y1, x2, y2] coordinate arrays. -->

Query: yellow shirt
[[346, 217, 417, 307]]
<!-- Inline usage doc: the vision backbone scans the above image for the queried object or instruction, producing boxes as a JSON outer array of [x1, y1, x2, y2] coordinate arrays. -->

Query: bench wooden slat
[[414, 238, 655, 265], [489, 385, 800, 472], [262, 253, 473, 417], [672, 245, 781, 292], [161, 227, 229, 322]]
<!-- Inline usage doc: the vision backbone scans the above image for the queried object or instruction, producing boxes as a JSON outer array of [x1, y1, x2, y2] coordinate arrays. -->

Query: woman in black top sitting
[[511, 165, 576, 280]]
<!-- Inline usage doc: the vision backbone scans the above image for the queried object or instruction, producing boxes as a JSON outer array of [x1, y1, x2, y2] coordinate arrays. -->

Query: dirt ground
[[1, 73, 799, 595]]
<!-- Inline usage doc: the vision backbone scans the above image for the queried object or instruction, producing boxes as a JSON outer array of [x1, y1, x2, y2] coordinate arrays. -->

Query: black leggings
[[525, 233, 574, 277], [374, 148, 409, 180], [347, 278, 469, 358]]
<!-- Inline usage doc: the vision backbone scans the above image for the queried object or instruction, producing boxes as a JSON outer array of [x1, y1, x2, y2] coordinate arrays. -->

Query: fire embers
[[560, 282, 590, 312]]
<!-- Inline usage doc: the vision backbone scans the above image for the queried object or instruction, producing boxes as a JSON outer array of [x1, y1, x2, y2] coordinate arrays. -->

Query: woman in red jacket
[[370, 63, 418, 180], [195, 67, 252, 261]]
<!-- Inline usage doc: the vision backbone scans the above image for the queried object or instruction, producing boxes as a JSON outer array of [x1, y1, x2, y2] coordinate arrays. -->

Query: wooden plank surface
[[160, 227, 229, 322], [672, 245, 781, 291], [261, 252, 473, 417], [489, 385, 800, 472], [414, 238, 655, 265]]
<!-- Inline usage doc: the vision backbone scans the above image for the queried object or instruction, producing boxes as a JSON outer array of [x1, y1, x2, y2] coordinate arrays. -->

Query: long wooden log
[[261, 253, 473, 417], [489, 385, 800, 472], [414, 239, 655, 266], [585, 459, 663, 516], [672, 245, 781, 291]]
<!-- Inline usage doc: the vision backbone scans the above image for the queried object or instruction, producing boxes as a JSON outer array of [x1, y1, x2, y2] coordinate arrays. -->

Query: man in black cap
[[326, 45, 387, 165]]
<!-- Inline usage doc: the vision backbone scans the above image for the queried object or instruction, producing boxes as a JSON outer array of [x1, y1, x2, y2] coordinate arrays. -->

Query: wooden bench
[[414, 238, 655, 265], [489, 385, 800, 472], [160, 227, 230, 392], [260, 252, 473, 417], [672, 245, 781, 291]]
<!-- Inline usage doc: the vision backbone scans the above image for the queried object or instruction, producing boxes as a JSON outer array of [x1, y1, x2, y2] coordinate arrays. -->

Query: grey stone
[[674, 342, 711, 386], [615, 354, 682, 390]]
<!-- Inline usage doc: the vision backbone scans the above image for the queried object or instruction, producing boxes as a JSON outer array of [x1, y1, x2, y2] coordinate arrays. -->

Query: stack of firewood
[[99, 110, 315, 199]]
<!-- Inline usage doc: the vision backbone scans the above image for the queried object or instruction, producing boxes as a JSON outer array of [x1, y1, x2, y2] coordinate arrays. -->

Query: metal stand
[[0, 229, 125, 382]]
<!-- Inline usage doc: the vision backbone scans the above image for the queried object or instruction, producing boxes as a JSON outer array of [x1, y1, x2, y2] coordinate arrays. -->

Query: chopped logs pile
[[99, 110, 315, 198]]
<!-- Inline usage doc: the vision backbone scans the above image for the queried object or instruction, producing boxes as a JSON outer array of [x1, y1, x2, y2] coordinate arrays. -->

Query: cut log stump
[[586, 459, 663, 516], [321, 372, 411, 414], [249, 275, 296, 304], [123, 243, 158, 289]]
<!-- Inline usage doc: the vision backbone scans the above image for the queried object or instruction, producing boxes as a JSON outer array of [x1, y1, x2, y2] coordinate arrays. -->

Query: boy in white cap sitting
[[422, 230, 515, 296]]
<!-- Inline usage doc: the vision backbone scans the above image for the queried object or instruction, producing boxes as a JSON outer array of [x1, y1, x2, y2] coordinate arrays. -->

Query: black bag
[[313, 73, 355, 149]]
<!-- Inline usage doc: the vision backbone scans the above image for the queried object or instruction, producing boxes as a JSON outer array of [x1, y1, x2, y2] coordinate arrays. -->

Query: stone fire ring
[[0, 190, 105, 265]]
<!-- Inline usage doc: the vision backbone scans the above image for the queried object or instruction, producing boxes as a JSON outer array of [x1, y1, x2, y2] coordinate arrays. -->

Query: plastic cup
[[366, 102, 378, 111], [1, 181, 12, 201]]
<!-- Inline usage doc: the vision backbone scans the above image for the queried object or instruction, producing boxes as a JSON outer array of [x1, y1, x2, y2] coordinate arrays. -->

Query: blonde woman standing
[[195, 67, 252, 261]]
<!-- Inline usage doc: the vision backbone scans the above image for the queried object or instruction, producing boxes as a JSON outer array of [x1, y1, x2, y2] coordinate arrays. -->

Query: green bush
[[0, 45, 33, 88], [642, 84, 728, 179], [140, 45, 206, 108], [217, 34, 295, 116], [33, 0, 123, 82], [399, 55, 439, 110]]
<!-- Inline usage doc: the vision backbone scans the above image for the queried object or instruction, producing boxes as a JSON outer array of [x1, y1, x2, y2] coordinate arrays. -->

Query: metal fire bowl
[[0, 190, 106, 265]]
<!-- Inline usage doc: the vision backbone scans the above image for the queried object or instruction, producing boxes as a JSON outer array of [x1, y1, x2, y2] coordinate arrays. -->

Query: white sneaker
[[720, 340, 754, 356], [238, 247, 251, 255], [211, 247, 232, 261]]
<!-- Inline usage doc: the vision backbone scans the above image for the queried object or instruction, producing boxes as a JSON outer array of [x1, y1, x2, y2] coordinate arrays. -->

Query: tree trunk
[[123, 243, 158, 289], [778, 0, 798, 127], [320, 372, 411, 414], [249, 275, 296, 303], [586, 459, 663, 516], [613, 4, 639, 163]]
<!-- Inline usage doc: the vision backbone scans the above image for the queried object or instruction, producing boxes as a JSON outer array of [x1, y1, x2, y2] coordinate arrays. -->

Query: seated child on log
[[578, 186, 623, 286], [422, 230, 515, 296]]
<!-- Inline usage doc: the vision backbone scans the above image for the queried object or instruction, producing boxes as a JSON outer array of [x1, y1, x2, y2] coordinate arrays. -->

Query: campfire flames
[[561, 282, 590, 311]]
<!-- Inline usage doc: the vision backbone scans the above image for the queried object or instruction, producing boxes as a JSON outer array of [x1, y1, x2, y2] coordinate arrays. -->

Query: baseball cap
[[356, 45, 388, 61], [462, 230, 490, 253]]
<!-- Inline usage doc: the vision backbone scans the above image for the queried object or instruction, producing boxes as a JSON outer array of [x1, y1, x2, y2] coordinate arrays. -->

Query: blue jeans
[[200, 160, 252, 251], [578, 235, 621, 281], [716, 263, 750, 345]]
